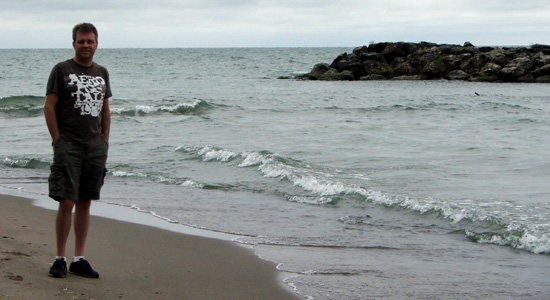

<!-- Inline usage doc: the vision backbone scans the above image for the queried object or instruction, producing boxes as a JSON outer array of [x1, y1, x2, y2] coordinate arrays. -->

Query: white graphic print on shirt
[[68, 73, 105, 117]]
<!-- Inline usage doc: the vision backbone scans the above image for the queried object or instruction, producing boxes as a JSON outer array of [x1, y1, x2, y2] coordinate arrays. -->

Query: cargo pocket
[[48, 163, 66, 200]]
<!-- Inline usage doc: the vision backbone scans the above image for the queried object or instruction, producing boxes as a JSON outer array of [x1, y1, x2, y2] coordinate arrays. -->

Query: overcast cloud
[[1, 0, 548, 48]]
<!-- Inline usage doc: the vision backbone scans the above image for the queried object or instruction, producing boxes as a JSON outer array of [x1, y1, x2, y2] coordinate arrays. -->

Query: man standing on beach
[[44, 23, 111, 278]]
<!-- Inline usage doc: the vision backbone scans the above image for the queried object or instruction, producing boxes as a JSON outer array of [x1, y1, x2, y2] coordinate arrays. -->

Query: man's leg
[[69, 198, 99, 278], [74, 198, 91, 256], [50, 198, 74, 277], [55, 199, 75, 257]]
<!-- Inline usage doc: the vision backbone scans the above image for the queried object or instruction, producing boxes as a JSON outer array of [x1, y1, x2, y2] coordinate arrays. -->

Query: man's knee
[[75, 199, 92, 211], [58, 198, 75, 211]]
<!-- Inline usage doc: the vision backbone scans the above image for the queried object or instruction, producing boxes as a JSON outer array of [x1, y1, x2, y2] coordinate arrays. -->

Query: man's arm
[[101, 98, 111, 143], [44, 93, 60, 144]]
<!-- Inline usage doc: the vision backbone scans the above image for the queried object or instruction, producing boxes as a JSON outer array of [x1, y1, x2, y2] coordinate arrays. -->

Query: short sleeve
[[46, 64, 61, 96]]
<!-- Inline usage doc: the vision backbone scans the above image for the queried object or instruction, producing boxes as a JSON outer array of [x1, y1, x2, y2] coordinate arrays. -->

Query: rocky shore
[[297, 42, 550, 83]]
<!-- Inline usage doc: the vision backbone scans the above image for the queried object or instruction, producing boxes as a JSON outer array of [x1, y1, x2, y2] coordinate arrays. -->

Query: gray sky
[[1, 0, 548, 48]]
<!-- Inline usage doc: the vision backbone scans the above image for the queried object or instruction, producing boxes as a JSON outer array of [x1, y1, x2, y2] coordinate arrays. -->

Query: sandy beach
[[0, 193, 302, 300]]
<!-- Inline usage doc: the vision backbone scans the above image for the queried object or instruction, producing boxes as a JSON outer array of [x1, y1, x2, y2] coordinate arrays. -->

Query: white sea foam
[[197, 146, 237, 162], [111, 170, 147, 178], [238, 152, 265, 167], [181, 179, 203, 188], [135, 104, 157, 114], [113, 100, 206, 115]]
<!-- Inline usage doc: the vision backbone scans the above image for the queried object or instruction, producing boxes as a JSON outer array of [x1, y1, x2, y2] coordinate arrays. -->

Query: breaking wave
[[2, 156, 50, 169], [0, 95, 214, 118], [175, 144, 550, 254], [111, 99, 214, 116], [0, 95, 44, 118]]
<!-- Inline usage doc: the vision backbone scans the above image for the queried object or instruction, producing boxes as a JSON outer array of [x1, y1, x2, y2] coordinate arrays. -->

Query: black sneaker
[[69, 259, 99, 278], [49, 259, 67, 278]]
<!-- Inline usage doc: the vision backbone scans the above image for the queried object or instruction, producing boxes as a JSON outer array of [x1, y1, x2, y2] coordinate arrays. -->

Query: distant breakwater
[[296, 42, 550, 83]]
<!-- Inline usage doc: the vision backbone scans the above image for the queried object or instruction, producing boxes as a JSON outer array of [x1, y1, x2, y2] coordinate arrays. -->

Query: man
[[44, 23, 111, 279]]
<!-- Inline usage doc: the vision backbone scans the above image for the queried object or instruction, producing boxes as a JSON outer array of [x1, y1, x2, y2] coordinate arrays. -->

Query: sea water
[[1, 48, 550, 299]]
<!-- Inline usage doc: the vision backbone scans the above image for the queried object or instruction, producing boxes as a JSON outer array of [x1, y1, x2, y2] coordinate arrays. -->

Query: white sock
[[73, 256, 85, 262], [55, 256, 66, 261]]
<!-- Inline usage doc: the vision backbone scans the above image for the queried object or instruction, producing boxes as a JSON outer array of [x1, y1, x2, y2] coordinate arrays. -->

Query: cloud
[[0, 0, 548, 48]]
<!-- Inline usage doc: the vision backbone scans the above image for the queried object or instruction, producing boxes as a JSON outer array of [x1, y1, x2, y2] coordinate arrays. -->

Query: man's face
[[73, 32, 98, 63]]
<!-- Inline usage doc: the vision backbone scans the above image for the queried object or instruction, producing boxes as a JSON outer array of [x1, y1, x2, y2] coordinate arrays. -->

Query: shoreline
[[0, 193, 302, 299]]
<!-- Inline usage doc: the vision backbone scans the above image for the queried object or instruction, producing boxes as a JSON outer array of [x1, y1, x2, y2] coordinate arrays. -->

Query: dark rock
[[332, 54, 363, 78], [381, 42, 417, 62], [422, 61, 448, 78], [309, 63, 330, 78], [536, 75, 550, 82], [479, 46, 495, 53], [298, 41, 550, 83], [486, 49, 510, 66], [461, 53, 488, 74], [409, 52, 437, 71], [352, 46, 369, 56], [533, 53, 550, 67], [470, 75, 499, 82], [363, 61, 393, 78], [310, 68, 356, 81], [517, 74, 536, 82], [319, 68, 342, 80], [330, 53, 347, 69], [501, 66, 526, 82], [338, 70, 355, 81], [533, 64, 550, 77], [393, 62, 417, 76], [368, 42, 390, 53], [393, 75, 426, 80], [507, 56, 533, 69], [531, 44, 550, 55], [445, 70, 470, 80], [360, 52, 386, 63], [360, 74, 387, 80], [480, 63, 502, 77]]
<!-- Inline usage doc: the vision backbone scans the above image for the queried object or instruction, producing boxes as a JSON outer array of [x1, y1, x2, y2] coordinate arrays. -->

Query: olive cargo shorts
[[48, 137, 108, 202]]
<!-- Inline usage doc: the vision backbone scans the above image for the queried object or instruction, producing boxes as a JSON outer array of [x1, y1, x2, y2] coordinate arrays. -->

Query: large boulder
[[363, 61, 393, 78], [446, 70, 470, 81], [533, 64, 550, 78], [392, 62, 417, 76], [360, 52, 386, 63], [501, 66, 526, 82], [308, 63, 330, 79], [422, 61, 448, 78], [319, 68, 341, 80], [296, 41, 550, 82], [536, 75, 550, 82], [381, 42, 417, 62], [331, 54, 363, 78], [486, 48, 510, 66], [480, 63, 502, 76], [460, 53, 487, 74]]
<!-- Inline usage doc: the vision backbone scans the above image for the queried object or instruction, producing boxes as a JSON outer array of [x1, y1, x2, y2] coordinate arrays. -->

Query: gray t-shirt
[[46, 59, 112, 146]]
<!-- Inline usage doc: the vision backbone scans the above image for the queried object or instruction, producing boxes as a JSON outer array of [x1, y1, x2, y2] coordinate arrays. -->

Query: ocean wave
[[479, 101, 533, 112], [111, 99, 213, 116], [466, 228, 550, 254], [2, 156, 50, 169], [110, 167, 203, 188], [175, 144, 550, 254], [321, 102, 466, 114], [0, 96, 214, 118], [0, 95, 44, 118]]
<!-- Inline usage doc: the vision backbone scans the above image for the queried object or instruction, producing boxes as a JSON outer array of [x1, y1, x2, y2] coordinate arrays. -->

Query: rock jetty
[[297, 42, 550, 83]]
